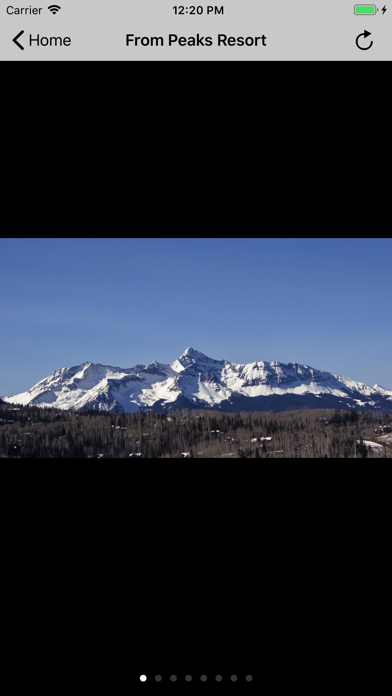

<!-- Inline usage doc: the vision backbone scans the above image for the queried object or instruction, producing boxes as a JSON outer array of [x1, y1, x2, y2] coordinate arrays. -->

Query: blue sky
[[1, 238, 391, 397]]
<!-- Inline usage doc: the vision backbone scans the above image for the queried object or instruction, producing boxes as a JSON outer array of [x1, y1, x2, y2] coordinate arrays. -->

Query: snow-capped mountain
[[3, 348, 392, 414]]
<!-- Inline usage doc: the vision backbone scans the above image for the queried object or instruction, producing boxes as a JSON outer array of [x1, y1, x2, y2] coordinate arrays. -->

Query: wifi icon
[[48, 4, 61, 13]]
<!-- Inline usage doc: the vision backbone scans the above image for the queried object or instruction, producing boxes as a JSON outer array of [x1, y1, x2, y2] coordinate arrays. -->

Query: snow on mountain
[[373, 384, 392, 396], [3, 348, 392, 414]]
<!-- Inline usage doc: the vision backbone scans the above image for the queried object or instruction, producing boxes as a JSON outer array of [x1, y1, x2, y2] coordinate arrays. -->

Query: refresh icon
[[356, 30, 373, 49]]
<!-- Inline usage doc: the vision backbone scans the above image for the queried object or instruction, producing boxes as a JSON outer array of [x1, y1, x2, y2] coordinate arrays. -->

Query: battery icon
[[354, 4, 378, 14]]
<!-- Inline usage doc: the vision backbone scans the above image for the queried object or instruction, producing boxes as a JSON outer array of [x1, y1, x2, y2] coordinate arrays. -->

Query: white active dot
[[140, 675, 147, 682]]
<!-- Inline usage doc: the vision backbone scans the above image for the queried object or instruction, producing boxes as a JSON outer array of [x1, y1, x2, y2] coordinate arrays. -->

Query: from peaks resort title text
[[126, 34, 267, 47]]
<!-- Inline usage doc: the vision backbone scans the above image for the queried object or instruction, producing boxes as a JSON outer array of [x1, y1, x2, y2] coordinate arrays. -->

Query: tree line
[[1, 399, 391, 458]]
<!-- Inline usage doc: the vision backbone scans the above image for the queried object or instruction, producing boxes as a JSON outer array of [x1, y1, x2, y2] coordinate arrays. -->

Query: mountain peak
[[180, 347, 208, 360]]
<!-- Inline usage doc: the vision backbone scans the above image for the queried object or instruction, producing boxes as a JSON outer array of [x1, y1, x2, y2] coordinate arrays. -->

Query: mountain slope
[[3, 348, 392, 414]]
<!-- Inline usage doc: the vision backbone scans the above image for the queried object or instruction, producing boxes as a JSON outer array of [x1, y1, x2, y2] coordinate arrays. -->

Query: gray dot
[[185, 675, 192, 682], [231, 675, 238, 682], [216, 675, 223, 681], [246, 675, 253, 682], [200, 675, 207, 682], [155, 675, 162, 682], [170, 675, 177, 682]]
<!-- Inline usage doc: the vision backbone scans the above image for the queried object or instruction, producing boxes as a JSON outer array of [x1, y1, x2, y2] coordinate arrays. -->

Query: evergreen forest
[[1, 399, 391, 459]]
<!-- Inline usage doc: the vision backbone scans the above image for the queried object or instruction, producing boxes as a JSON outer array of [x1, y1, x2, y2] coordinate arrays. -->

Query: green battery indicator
[[354, 4, 378, 14]]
